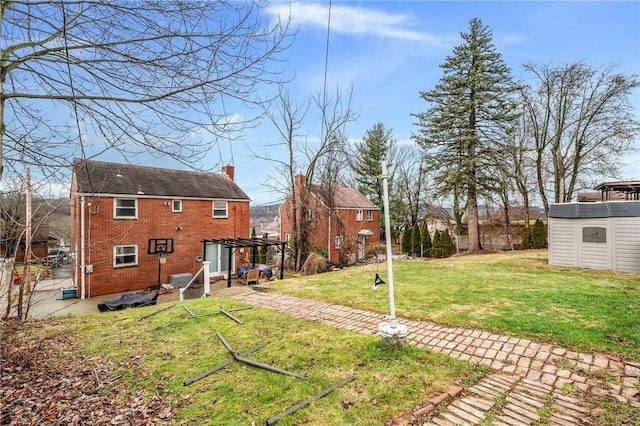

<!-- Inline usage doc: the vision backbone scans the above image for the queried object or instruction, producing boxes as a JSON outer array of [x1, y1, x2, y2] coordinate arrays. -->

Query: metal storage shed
[[548, 201, 640, 273]]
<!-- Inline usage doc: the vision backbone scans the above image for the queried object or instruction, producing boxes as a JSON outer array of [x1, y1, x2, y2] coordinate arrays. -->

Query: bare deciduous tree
[[521, 62, 640, 213], [392, 143, 430, 228], [0, 1, 293, 181], [0, 178, 62, 321], [253, 85, 357, 269]]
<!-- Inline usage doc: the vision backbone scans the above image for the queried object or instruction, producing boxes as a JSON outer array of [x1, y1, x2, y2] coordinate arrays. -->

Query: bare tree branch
[[0, 1, 294, 181]]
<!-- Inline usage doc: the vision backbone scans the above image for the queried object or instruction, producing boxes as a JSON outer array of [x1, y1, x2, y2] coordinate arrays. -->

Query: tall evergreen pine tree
[[351, 122, 396, 240], [413, 18, 519, 253]]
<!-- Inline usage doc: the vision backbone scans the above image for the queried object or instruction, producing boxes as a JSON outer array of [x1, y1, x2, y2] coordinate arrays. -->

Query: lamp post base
[[379, 322, 409, 348]]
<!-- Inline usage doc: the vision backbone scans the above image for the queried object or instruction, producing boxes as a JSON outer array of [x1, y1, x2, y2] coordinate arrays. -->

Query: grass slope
[[41, 299, 482, 425], [272, 250, 640, 361]]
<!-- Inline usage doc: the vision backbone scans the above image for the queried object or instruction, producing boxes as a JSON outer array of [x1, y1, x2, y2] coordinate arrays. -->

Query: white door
[[205, 243, 231, 277], [358, 235, 366, 260]]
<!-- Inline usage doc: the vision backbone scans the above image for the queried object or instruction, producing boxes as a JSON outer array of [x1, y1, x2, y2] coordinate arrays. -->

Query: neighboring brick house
[[70, 159, 250, 298], [279, 174, 380, 265], [0, 221, 52, 263]]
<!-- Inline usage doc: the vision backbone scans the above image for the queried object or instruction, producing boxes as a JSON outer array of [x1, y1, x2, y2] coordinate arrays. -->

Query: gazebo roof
[[593, 181, 640, 201], [594, 181, 640, 193]]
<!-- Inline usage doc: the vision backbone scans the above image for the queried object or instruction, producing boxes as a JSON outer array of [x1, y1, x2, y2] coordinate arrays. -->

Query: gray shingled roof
[[73, 159, 249, 200], [311, 185, 380, 210]]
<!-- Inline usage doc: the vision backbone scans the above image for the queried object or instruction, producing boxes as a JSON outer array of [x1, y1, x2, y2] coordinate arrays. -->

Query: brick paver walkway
[[229, 292, 640, 425]]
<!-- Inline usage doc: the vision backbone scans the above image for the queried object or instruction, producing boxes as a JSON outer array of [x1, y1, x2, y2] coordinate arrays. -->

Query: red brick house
[[70, 159, 250, 298], [279, 174, 380, 265], [0, 221, 52, 263]]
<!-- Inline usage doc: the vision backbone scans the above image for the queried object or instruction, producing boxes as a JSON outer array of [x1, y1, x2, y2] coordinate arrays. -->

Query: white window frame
[[335, 236, 343, 249], [114, 198, 137, 219], [114, 245, 138, 267], [305, 209, 313, 221], [172, 199, 182, 212], [356, 209, 363, 221], [285, 233, 292, 244], [366, 210, 374, 221], [212, 200, 228, 218]]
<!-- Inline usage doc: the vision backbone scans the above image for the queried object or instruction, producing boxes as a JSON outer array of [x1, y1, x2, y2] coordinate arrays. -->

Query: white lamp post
[[378, 157, 409, 347]]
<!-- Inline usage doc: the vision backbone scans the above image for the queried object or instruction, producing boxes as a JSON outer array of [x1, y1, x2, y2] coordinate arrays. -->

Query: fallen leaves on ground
[[0, 319, 177, 425]]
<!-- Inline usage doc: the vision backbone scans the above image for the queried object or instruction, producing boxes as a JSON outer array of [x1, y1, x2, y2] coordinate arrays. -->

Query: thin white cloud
[[499, 33, 526, 45], [267, 2, 450, 48]]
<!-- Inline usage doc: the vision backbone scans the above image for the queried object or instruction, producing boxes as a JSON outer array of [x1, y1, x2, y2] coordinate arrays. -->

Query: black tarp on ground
[[97, 292, 158, 312]]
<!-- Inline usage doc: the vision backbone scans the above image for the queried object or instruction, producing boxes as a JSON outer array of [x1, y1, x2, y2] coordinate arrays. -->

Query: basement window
[[114, 245, 138, 267], [582, 227, 606, 243]]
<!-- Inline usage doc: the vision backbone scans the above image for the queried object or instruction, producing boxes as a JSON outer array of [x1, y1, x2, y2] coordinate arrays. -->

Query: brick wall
[[279, 182, 380, 264], [71, 195, 249, 296]]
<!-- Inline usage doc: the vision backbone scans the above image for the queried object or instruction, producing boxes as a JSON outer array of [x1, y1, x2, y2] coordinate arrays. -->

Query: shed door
[[579, 219, 609, 270]]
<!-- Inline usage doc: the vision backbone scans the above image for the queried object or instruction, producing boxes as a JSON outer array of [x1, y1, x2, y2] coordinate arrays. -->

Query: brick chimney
[[221, 165, 234, 181], [295, 173, 306, 190]]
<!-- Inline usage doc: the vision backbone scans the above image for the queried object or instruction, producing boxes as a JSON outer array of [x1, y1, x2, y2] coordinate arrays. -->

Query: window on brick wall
[[212, 201, 228, 218], [172, 199, 182, 212], [366, 210, 373, 221], [356, 209, 363, 221], [335, 236, 343, 249], [114, 245, 138, 267], [114, 198, 137, 219]]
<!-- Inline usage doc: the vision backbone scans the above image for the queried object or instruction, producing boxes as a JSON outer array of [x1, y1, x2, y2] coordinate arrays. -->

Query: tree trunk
[[467, 187, 481, 252]]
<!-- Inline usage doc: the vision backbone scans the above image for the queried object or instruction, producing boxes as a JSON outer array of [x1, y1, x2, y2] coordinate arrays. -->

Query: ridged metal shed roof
[[548, 201, 640, 218]]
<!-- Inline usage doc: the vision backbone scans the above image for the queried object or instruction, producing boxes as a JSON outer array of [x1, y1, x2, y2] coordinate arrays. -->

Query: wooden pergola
[[202, 237, 287, 288]]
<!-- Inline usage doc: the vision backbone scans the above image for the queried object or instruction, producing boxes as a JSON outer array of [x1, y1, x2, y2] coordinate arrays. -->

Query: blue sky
[[227, 1, 640, 205], [81, 1, 640, 205]]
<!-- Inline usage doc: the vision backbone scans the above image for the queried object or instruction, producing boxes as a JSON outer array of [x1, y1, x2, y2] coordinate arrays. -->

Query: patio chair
[[239, 268, 260, 285]]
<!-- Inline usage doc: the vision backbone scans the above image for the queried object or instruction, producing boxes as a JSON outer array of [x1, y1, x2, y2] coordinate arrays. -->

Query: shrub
[[440, 229, 456, 257], [432, 229, 442, 257], [522, 219, 547, 249], [411, 224, 421, 257], [421, 221, 432, 257], [301, 252, 329, 275], [531, 219, 548, 249], [401, 224, 412, 255]]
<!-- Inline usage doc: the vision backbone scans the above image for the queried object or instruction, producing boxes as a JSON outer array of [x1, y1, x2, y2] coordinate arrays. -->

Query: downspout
[[87, 202, 92, 298], [80, 196, 86, 299], [327, 207, 331, 262]]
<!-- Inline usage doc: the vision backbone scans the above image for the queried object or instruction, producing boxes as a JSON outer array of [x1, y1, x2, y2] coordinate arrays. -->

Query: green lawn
[[271, 250, 640, 361], [34, 299, 482, 426], [12, 250, 640, 424]]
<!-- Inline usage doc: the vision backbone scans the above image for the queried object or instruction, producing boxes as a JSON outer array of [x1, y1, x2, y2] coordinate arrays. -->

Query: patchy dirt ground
[[0, 319, 178, 425]]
